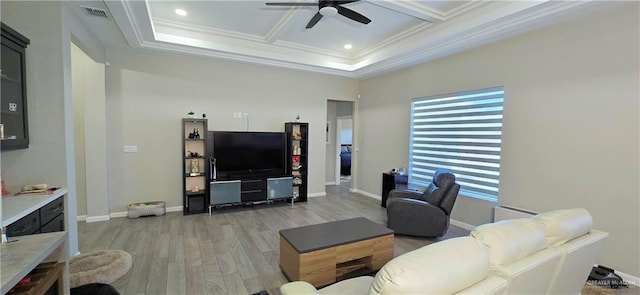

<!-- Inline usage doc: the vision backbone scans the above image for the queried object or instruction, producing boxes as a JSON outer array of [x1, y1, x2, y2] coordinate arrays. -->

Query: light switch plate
[[123, 145, 138, 153]]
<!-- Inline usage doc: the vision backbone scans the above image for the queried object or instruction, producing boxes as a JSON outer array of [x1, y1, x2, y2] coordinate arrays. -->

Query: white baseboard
[[307, 192, 326, 198], [325, 181, 336, 185], [354, 189, 381, 201], [85, 215, 110, 223], [450, 219, 477, 231], [110, 211, 128, 218], [77, 215, 87, 222], [349, 188, 357, 193], [166, 206, 182, 212]]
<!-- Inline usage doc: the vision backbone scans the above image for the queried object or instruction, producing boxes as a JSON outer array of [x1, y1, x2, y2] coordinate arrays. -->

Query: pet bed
[[69, 250, 132, 288]]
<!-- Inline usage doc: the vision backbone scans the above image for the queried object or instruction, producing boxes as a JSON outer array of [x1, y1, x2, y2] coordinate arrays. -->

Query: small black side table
[[381, 173, 408, 207]]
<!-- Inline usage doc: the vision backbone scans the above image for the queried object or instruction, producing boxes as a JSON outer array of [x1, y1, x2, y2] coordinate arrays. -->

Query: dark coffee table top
[[279, 217, 393, 253]]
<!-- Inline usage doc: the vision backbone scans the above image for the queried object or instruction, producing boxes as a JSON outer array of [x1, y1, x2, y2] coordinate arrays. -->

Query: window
[[409, 87, 504, 202]]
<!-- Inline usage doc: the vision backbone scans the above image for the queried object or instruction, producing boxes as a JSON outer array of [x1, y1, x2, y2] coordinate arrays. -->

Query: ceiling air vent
[[81, 6, 109, 18]]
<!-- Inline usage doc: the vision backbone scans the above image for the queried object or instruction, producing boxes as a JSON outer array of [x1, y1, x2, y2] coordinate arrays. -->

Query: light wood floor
[[77, 185, 468, 295]]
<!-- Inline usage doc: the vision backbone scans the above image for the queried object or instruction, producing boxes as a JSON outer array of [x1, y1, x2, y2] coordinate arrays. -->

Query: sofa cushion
[[471, 219, 547, 268], [369, 237, 489, 295], [320, 276, 373, 295], [531, 208, 592, 247]]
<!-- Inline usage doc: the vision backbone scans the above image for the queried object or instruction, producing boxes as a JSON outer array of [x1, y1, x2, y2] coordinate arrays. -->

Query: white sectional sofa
[[280, 208, 608, 295]]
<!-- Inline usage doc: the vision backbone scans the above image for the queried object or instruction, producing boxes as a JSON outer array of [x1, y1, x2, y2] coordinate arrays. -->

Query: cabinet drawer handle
[[48, 206, 62, 213], [241, 190, 262, 194], [15, 218, 38, 233]]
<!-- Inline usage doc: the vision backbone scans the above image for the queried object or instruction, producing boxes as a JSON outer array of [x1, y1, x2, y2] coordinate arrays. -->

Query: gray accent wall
[[357, 2, 639, 277], [105, 48, 358, 211]]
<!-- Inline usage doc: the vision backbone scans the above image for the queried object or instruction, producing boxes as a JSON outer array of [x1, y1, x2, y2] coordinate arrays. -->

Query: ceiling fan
[[266, 0, 371, 29]]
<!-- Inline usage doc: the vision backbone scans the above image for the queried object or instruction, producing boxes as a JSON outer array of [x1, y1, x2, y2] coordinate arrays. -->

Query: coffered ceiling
[[74, 1, 603, 78]]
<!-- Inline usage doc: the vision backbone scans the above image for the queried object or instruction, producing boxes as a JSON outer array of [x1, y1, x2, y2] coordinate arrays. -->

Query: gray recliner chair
[[386, 168, 460, 237]]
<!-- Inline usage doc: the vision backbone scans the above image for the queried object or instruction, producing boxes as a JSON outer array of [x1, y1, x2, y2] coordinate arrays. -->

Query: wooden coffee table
[[279, 217, 394, 288]]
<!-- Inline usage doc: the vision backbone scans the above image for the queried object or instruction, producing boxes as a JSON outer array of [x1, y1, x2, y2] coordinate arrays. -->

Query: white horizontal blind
[[409, 87, 504, 201]]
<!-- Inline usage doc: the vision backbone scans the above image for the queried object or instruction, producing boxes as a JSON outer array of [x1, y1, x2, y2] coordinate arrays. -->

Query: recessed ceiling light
[[175, 9, 187, 16], [344, 44, 353, 50]]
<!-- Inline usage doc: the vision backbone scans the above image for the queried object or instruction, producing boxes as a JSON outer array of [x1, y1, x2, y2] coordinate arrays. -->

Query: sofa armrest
[[280, 281, 321, 295], [386, 198, 449, 237], [388, 189, 422, 200], [387, 198, 446, 218]]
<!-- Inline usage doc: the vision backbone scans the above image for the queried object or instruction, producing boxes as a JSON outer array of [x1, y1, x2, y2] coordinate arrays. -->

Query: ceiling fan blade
[[306, 12, 323, 29], [336, 1, 359, 4], [337, 6, 371, 24], [266, 2, 318, 6]]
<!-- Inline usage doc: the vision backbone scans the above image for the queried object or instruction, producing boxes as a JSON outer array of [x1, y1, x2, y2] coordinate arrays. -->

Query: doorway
[[326, 100, 354, 190], [336, 116, 353, 188]]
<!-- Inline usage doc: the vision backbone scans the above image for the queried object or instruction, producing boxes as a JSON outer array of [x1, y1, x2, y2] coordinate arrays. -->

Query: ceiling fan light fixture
[[175, 9, 187, 16], [319, 6, 338, 17], [344, 44, 353, 50]]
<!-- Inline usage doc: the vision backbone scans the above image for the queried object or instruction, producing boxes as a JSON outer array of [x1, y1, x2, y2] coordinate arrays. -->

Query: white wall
[[358, 2, 639, 277], [1, 0, 108, 255], [72, 43, 108, 220], [337, 101, 353, 145], [326, 101, 338, 183], [105, 48, 358, 211], [71, 43, 88, 217], [339, 119, 352, 145]]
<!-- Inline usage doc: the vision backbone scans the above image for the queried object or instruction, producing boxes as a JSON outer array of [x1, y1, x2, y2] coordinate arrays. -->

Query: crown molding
[[368, 0, 445, 22], [106, 0, 601, 79], [140, 38, 357, 78]]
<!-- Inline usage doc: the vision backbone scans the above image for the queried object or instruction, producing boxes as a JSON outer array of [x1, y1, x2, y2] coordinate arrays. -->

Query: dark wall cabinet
[[7, 196, 65, 237], [1, 23, 30, 150]]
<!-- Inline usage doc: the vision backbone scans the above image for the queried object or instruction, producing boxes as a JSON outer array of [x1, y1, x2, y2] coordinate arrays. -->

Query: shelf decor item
[[190, 159, 199, 174]]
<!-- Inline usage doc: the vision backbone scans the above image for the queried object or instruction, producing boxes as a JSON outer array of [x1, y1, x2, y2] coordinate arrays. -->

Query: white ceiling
[[71, 0, 604, 78]]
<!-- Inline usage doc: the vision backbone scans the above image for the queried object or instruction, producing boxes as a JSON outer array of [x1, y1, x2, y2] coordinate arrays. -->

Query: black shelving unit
[[285, 122, 308, 202], [182, 118, 208, 214]]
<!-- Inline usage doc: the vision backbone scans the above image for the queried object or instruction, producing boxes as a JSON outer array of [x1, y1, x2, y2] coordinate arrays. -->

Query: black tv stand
[[239, 178, 266, 202]]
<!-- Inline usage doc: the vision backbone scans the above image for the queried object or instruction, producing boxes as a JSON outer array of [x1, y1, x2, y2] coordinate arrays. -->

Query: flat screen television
[[210, 131, 286, 178]]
